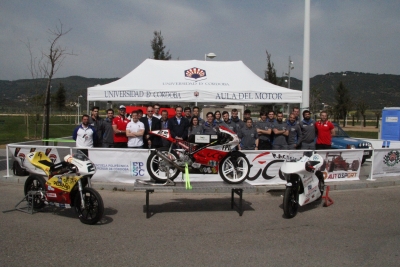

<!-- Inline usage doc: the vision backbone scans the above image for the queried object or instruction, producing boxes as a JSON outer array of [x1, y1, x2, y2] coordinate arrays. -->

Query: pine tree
[[151, 31, 172, 60], [264, 50, 278, 84]]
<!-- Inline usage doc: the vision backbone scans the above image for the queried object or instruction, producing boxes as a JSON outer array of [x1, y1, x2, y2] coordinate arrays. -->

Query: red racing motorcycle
[[146, 126, 251, 184]]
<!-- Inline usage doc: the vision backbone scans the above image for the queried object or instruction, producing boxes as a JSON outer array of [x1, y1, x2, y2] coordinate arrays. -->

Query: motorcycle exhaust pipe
[[155, 150, 185, 171]]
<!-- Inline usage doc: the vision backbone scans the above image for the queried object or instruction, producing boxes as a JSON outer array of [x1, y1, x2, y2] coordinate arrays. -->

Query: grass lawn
[[0, 115, 76, 144]]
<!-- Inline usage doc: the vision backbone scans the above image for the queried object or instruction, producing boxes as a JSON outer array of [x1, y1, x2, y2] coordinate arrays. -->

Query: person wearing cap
[[112, 105, 130, 148]]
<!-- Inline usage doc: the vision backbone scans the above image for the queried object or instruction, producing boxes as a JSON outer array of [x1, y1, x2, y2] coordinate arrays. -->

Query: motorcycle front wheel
[[146, 148, 180, 183], [74, 187, 104, 225], [219, 155, 250, 184], [24, 175, 46, 210], [283, 187, 299, 218]]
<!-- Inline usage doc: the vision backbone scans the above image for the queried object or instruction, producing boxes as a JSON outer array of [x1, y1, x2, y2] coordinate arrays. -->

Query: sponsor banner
[[89, 149, 221, 183], [245, 150, 362, 185], [372, 148, 400, 177], [245, 151, 303, 185], [89, 149, 147, 183], [8, 146, 61, 176], [89, 148, 363, 184], [317, 149, 362, 182]]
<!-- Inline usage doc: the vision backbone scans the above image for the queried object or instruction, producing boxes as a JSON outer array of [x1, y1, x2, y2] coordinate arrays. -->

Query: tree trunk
[[363, 115, 366, 127]]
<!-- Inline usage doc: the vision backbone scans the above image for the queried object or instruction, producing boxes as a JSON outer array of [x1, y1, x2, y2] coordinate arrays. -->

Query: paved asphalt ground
[[1, 183, 399, 266], [1, 148, 400, 266]]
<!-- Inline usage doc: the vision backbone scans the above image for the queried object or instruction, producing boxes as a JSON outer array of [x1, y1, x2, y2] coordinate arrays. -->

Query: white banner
[[372, 148, 400, 177], [88, 148, 363, 185]]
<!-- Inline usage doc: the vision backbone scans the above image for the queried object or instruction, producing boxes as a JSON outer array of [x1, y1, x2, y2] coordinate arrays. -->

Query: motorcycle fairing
[[298, 174, 321, 206], [27, 152, 52, 176], [46, 175, 79, 193]]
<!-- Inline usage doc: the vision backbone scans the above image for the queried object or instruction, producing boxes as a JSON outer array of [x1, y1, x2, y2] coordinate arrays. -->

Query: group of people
[[72, 104, 335, 152]]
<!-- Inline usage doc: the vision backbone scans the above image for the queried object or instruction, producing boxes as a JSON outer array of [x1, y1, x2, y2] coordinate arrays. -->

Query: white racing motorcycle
[[280, 153, 325, 218]]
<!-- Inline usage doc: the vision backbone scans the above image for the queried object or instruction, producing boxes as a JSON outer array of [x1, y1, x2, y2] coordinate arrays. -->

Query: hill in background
[[1, 71, 399, 110]]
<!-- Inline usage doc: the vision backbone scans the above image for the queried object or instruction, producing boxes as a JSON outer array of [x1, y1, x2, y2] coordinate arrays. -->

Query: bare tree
[[39, 21, 75, 140], [309, 86, 322, 114], [23, 39, 46, 138], [357, 101, 369, 127], [374, 110, 382, 128]]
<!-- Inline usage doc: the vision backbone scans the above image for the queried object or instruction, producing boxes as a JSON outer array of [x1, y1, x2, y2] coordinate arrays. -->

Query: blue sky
[[1, 0, 399, 81]]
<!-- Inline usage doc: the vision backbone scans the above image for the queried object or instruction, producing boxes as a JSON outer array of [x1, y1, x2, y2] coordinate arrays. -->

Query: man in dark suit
[[140, 105, 161, 148], [168, 106, 189, 142]]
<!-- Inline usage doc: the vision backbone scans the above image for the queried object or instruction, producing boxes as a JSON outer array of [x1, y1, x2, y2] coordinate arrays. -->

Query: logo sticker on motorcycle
[[46, 193, 57, 198], [49, 154, 57, 163], [157, 130, 169, 138]]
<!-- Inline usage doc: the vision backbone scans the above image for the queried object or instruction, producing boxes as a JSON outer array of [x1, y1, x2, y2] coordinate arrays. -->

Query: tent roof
[[87, 59, 302, 104]]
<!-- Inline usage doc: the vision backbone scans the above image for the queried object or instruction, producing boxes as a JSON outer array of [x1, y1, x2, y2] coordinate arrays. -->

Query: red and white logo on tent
[[184, 67, 207, 81]]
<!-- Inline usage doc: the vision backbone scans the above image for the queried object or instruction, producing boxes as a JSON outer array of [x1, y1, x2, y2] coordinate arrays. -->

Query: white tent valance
[[87, 59, 302, 103]]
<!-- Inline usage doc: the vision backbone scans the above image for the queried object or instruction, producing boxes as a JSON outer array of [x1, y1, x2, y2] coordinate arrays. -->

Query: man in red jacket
[[315, 111, 335, 150]]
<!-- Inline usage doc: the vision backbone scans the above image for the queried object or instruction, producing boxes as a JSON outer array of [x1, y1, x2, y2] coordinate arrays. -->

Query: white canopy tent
[[87, 59, 302, 104]]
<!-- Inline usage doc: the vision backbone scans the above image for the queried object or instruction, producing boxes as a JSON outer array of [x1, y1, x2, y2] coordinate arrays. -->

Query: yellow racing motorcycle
[[24, 151, 104, 225]]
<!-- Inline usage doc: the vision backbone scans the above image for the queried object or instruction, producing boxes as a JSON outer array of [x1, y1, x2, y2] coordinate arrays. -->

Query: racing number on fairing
[[87, 163, 95, 172], [246, 159, 285, 181]]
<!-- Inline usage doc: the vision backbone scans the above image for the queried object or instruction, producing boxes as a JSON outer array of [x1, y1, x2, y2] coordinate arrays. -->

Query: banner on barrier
[[245, 150, 362, 185], [372, 148, 400, 177], [89, 149, 363, 185]]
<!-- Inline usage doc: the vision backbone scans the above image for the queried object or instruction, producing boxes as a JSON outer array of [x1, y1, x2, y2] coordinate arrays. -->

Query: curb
[[2, 172, 399, 193]]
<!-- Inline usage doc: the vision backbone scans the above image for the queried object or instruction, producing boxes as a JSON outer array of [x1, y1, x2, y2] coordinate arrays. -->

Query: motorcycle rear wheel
[[24, 175, 46, 210], [283, 187, 299, 218], [219, 155, 250, 184], [74, 187, 104, 225], [147, 148, 180, 183]]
